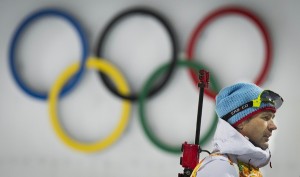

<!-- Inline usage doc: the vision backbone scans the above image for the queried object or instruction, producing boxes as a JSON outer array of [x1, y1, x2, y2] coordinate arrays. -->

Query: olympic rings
[[186, 6, 272, 100], [48, 57, 131, 153], [9, 8, 89, 100], [138, 60, 220, 153], [8, 6, 273, 154], [95, 7, 179, 101]]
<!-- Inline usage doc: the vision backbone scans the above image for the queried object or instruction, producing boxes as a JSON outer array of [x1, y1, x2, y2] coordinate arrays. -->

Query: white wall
[[0, 0, 299, 176]]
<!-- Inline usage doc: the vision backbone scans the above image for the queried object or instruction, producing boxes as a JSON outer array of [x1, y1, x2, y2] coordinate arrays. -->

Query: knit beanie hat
[[216, 82, 276, 126]]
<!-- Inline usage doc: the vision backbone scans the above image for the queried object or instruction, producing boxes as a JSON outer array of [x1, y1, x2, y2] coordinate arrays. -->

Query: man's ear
[[236, 122, 245, 132]]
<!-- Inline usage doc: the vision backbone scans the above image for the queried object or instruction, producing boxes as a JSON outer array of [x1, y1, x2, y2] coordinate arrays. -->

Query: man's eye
[[262, 116, 270, 120]]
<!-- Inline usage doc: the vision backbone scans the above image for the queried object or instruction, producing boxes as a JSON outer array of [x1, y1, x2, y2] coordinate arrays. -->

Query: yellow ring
[[48, 57, 131, 153]]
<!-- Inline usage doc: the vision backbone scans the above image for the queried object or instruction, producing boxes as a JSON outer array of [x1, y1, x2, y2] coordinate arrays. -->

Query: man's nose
[[268, 119, 277, 131]]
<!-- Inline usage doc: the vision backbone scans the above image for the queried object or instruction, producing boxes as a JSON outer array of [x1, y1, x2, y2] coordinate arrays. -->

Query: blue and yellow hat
[[215, 82, 282, 127]]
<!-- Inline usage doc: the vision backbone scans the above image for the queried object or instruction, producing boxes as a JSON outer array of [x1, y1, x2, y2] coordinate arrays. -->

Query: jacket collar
[[212, 119, 271, 168]]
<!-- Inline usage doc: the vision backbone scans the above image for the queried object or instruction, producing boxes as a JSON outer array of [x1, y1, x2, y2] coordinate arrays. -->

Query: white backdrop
[[0, 0, 299, 177]]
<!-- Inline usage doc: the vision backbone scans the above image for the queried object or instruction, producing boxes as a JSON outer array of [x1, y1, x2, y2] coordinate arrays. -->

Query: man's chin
[[250, 140, 269, 150], [260, 142, 269, 150]]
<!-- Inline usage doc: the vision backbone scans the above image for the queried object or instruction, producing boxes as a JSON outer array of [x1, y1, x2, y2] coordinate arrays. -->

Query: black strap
[[221, 101, 253, 121]]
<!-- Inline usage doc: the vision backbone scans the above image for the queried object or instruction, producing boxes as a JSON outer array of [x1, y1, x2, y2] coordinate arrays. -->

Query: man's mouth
[[264, 133, 272, 138], [265, 137, 270, 142], [264, 134, 272, 141]]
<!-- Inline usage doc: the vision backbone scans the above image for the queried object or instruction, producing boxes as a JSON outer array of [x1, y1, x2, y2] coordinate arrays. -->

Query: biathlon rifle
[[178, 69, 210, 177]]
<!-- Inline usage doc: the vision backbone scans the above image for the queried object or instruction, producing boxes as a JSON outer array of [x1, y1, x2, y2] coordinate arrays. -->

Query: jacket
[[195, 119, 271, 177]]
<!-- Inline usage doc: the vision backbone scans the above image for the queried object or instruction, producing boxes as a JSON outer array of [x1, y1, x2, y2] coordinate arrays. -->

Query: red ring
[[186, 6, 272, 100]]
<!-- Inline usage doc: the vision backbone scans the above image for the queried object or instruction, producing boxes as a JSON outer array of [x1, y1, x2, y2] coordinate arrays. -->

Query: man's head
[[215, 82, 283, 150]]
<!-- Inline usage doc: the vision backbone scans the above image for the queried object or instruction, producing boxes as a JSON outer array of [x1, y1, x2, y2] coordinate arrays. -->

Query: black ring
[[95, 7, 178, 101]]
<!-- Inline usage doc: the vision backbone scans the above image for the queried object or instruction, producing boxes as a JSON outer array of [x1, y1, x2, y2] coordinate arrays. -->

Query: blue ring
[[9, 8, 89, 100]]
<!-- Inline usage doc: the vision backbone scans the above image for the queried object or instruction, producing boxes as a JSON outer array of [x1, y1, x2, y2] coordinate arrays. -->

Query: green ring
[[138, 60, 221, 154]]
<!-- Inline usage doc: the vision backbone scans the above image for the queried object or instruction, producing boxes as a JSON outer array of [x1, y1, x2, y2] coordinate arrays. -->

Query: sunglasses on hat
[[221, 90, 283, 121]]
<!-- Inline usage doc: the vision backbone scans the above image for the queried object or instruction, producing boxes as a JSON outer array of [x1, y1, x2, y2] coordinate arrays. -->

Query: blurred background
[[0, 0, 299, 176]]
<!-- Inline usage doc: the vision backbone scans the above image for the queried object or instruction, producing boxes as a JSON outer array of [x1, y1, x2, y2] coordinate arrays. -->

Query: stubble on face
[[238, 111, 276, 150]]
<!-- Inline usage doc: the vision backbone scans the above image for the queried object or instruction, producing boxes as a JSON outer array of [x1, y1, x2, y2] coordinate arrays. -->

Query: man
[[193, 82, 283, 177]]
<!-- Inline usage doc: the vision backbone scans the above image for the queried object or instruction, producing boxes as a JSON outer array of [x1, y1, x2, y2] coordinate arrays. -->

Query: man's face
[[239, 111, 277, 150]]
